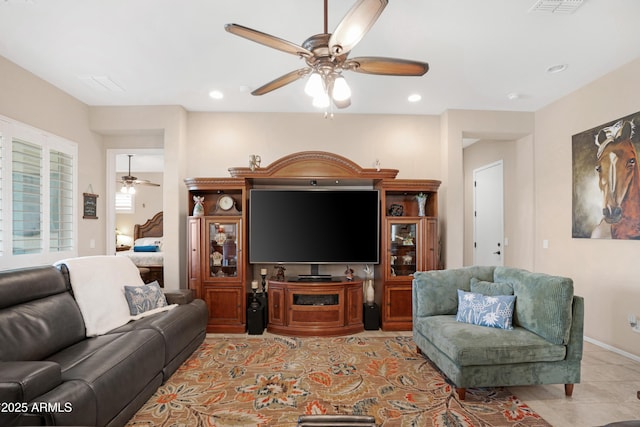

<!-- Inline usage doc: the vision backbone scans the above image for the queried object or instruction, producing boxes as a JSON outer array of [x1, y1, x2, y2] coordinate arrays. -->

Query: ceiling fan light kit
[[120, 184, 136, 195], [225, 0, 428, 111]]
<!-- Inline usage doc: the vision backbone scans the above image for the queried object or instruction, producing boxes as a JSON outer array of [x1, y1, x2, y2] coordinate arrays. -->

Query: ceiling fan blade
[[134, 180, 160, 187], [329, 0, 388, 56], [225, 23, 312, 58], [345, 57, 429, 76], [251, 68, 311, 96]]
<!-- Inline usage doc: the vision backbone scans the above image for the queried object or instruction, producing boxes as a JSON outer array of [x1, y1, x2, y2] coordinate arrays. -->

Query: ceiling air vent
[[528, 0, 585, 14], [78, 75, 125, 92]]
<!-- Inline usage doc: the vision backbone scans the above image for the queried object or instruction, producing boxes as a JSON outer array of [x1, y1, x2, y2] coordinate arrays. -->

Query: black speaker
[[255, 293, 268, 328], [247, 299, 265, 335], [363, 303, 380, 330]]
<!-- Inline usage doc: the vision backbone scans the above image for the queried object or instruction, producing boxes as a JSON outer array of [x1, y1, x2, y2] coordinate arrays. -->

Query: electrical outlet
[[89, 239, 95, 249]]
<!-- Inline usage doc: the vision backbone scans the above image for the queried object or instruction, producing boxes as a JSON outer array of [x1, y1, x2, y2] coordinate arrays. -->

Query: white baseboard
[[584, 336, 640, 363]]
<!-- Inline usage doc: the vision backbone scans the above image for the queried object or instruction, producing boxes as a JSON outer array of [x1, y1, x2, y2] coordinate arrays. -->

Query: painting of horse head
[[593, 120, 640, 239]]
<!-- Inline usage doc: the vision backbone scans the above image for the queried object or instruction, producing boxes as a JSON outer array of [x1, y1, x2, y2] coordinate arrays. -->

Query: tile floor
[[511, 340, 640, 427], [212, 331, 640, 426]]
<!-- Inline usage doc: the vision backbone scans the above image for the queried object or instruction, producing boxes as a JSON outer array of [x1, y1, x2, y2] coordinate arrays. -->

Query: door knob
[[493, 251, 501, 255]]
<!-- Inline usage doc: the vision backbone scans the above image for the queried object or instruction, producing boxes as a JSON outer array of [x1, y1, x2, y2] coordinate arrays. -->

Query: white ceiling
[[115, 153, 164, 173], [1, 0, 639, 115]]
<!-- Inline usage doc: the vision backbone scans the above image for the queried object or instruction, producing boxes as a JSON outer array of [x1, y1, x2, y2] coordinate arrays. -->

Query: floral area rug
[[126, 336, 550, 427]]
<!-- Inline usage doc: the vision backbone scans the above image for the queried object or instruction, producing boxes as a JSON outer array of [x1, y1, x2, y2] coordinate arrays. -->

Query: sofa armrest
[[0, 361, 61, 403], [566, 295, 584, 361], [163, 289, 194, 305]]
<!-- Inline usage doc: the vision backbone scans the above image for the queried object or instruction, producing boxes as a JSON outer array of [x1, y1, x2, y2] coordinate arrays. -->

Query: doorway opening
[[106, 148, 164, 255]]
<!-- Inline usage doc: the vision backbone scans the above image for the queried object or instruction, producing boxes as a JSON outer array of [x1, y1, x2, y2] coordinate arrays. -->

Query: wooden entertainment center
[[185, 151, 440, 335]]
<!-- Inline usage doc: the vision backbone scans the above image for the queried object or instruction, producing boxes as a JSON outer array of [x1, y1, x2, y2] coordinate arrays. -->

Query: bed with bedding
[[117, 211, 164, 287]]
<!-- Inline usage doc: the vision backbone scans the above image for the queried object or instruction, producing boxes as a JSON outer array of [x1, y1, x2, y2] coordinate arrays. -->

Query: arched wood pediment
[[228, 151, 398, 181]]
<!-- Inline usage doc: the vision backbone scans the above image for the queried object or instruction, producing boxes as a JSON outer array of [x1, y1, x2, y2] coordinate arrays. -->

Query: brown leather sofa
[[0, 264, 208, 427]]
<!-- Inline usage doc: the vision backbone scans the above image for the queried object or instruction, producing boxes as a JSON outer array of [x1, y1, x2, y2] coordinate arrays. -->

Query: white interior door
[[473, 161, 504, 266]]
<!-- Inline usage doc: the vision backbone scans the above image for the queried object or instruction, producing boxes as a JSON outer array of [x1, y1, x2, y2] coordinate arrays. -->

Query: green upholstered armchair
[[412, 266, 583, 400]]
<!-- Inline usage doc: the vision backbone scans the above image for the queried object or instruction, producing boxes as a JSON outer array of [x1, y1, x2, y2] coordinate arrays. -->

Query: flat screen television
[[249, 189, 380, 266]]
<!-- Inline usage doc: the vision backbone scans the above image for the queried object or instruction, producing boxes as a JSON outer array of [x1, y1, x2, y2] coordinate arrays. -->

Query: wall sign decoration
[[82, 193, 99, 219], [572, 111, 640, 239]]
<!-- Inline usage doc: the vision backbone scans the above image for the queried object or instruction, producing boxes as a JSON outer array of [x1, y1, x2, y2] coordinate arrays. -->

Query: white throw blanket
[[56, 255, 176, 337]]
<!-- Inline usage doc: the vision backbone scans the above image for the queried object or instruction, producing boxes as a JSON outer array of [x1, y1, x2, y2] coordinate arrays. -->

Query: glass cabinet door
[[385, 219, 423, 280], [205, 218, 242, 281]]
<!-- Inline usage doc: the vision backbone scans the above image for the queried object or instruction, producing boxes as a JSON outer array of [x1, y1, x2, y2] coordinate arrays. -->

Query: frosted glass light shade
[[332, 76, 351, 102], [304, 73, 324, 98]]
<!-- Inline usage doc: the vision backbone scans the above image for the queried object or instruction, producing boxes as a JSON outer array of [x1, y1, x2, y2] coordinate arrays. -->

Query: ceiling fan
[[225, 0, 429, 109], [118, 154, 160, 194]]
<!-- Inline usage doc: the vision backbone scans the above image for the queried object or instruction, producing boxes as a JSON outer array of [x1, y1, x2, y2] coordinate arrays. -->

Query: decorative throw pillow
[[123, 281, 168, 315], [470, 277, 514, 296], [134, 245, 159, 252], [455, 289, 516, 330]]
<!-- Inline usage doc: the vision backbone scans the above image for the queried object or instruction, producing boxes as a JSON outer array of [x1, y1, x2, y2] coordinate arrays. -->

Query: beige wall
[[533, 57, 640, 356], [185, 112, 441, 179], [0, 56, 105, 264], [440, 110, 535, 268], [463, 137, 535, 269], [89, 106, 188, 290], [4, 51, 640, 357]]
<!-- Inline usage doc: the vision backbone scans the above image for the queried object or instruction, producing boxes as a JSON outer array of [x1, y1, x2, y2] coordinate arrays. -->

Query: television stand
[[267, 279, 364, 336]]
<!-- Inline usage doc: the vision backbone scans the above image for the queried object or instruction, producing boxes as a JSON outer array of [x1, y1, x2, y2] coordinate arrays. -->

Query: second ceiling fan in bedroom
[[118, 154, 160, 194], [225, 0, 429, 109]]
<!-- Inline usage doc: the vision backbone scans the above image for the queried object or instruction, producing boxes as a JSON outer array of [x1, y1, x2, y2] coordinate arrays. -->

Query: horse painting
[[591, 120, 640, 239]]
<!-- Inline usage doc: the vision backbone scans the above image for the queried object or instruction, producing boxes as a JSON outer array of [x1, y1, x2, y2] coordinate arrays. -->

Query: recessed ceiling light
[[546, 64, 567, 74], [408, 94, 422, 103], [507, 92, 521, 100], [209, 90, 224, 100]]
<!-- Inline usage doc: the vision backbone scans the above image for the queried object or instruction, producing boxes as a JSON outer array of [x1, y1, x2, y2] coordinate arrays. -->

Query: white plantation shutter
[[50, 150, 74, 252], [115, 192, 134, 213], [0, 115, 77, 267], [12, 139, 42, 255]]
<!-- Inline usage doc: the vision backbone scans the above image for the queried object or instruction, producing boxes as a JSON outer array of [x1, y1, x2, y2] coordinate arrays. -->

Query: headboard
[[134, 211, 163, 240]]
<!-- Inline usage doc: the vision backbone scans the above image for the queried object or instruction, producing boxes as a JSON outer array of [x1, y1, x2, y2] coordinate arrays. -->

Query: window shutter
[[50, 150, 74, 252], [115, 192, 135, 213], [12, 138, 43, 255]]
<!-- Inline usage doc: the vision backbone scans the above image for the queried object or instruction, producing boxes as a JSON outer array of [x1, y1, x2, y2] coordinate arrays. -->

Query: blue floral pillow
[[123, 281, 167, 315], [455, 289, 516, 330]]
